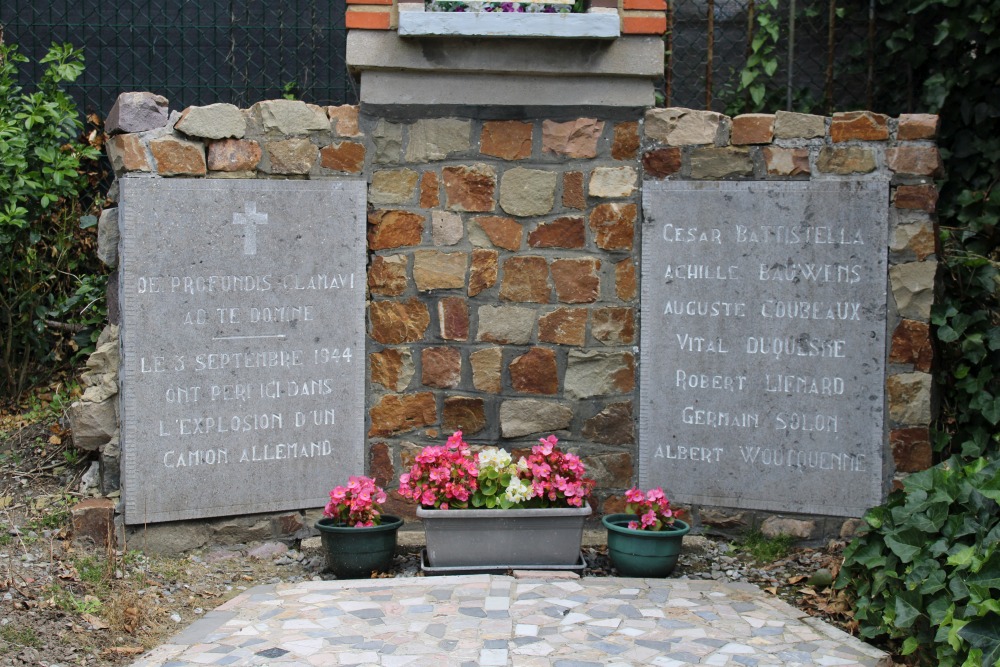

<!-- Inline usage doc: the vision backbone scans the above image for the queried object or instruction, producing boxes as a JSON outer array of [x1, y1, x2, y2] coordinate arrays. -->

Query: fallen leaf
[[82, 613, 108, 630], [798, 587, 819, 596], [787, 575, 807, 584], [0, 496, 12, 509], [103, 646, 144, 656], [49, 435, 62, 445], [764, 586, 778, 595]]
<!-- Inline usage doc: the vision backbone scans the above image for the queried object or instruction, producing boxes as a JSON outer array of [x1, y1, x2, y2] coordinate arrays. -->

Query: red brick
[[319, 141, 365, 173], [551, 258, 600, 304], [622, 14, 667, 34], [891, 427, 933, 472], [623, 0, 666, 9], [731, 114, 775, 145], [345, 8, 391, 29], [369, 392, 436, 437], [481, 120, 533, 160], [612, 121, 640, 160], [528, 217, 585, 249], [370, 442, 394, 487], [500, 256, 551, 303], [150, 137, 206, 176], [369, 298, 430, 344], [830, 111, 889, 142], [562, 172, 586, 210], [422, 347, 462, 389], [438, 297, 470, 341], [539, 308, 587, 346], [590, 203, 636, 250], [642, 148, 682, 178], [894, 184, 938, 212], [510, 347, 559, 395], [889, 319, 933, 372], [367, 210, 424, 250], [474, 215, 523, 251]]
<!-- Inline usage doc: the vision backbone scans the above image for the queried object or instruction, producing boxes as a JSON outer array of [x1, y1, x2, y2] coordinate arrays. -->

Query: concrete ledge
[[398, 11, 620, 38]]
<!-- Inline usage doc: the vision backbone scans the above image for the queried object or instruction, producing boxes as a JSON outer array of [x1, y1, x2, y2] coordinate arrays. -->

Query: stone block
[[889, 319, 933, 372], [890, 220, 936, 262], [589, 166, 638, 198], [887, 146, 943, 178], [762, 147, 810, 176], [106, 134, 151, 173], [830, 111, 889, 142], [731, 113, 775, 145], [565, 350, 635, 399], [128, 522, 209, 555], [327, 104, 362, 137], [413, 250, 467, 291], [773, 111, 825, 139], [477, 305, 535, 344], [469, 249, 499, 297], [443, 164, 497, 212], [887, 372, 932, 425], [889, 261, 937, 319], [615, 259, 637, 301], [264, 138, 317, 174], [443, 397, 487, 435], [562, 171, 586, 210], [689, 147, 753, 179], [528, 216, 585, 249], [539, 308, 587, 346], [699, 508, 746, 529], [369, 392, 437, 437], [370, 348, 415, 392], [510, 348, 559, 395], [68, 399, 117, 451], [406, 118, 472, 162], [106, 92, 169, 135], [642, 148, 682, 178], [592, 307, 635, 345], [420, 172, 441, 207], [150, 136, 207, 176], [431, 210, 463, 246], [481, 120, 533, 160], [499, 167, 557, 217], [253, 99, 329, 135], [760, 517, 814, 539], [551, 258, 600, 304], [542, 118, 604, 158], [369, 298, 431, 344], [319, 141, 366, 173], [839, 518, 865, 538], [590, 202, 636, 250], [612, 121, 639, 160], [373, 119, 404, 164], [471, 347, 503, 393], [473, 215, 523, 250], [890, 427, 933, 472], [367, 209, 424, 250], [582, 402, 634, 445], [897, 114, 939, 141], [816, 147, 876, 174], [421, 347, 462, 388], [439, 296, 470, 341], [582, 452, 633, 488], [369, 254, 409, 296], [500, 256, 551, 303], [645, 107, 728, 146], [71, 498, 116, 548], [499, 399, 573, 438], [894, 184, 938, 212], [208, 139, 263, 172], [97, 208, 119, 268], [175, 103, 246, 139], [370, 168, 420, 205]]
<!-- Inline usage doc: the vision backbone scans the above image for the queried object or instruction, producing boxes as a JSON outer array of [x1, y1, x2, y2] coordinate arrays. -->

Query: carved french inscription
[[120, 179, 366, 524], [640, 182, 888, 517]]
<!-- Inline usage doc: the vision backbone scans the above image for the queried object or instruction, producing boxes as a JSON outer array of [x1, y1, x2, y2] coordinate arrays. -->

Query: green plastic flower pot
[[315, 515, 403, 579], [602, 514, 690, 577]]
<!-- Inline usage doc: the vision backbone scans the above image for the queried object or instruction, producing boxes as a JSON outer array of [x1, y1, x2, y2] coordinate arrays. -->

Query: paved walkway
[[131, 574, 888, 667]]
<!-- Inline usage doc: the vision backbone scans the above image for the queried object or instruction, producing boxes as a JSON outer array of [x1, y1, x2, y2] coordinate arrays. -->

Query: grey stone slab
[[398, 11, 619, 39], [640, 181, 889, 517], [119, 178, 366, 524]]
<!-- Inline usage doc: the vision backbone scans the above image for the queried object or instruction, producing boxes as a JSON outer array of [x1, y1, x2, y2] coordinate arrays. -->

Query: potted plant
[[400, 431, 594, 569], [602, 486, 691, 577], [314, 476, 403, 578]]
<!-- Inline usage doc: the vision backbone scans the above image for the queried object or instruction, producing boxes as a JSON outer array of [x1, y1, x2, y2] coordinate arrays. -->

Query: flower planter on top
[[417, 503, 591, 568], [602, 514, 690, 577], [315, 515, 403, 578]]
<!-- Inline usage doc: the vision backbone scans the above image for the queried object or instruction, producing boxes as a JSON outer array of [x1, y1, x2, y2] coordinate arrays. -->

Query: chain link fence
[[1, 0, 354, 117]]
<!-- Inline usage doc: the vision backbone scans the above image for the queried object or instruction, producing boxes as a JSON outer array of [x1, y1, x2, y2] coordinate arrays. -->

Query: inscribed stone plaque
[[639, 181, 888, 517], [119, 178, 366, 524]]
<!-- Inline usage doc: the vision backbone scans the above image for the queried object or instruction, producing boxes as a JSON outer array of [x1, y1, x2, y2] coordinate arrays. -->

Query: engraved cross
[[232, 201, 268, 256]]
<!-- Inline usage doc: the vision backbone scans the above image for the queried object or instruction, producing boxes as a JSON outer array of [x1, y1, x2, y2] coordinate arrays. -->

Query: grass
[[0, 623, 41, 648], [738, 529, 796, 563]]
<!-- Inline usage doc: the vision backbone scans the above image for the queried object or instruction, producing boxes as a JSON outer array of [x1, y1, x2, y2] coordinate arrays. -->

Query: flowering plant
[[623, 486, 676, 531], [428, 0, 573, 13], [398, 431, 480, 509], [324, 476, 388, 527]]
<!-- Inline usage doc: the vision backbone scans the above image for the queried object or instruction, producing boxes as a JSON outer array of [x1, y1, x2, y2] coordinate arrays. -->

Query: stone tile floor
[[130, 575, 889, 666]]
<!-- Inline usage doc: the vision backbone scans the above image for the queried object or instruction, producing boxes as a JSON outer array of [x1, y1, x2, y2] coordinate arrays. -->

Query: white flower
[[478, 447, 512, 470], [504, 478, 534, 504]]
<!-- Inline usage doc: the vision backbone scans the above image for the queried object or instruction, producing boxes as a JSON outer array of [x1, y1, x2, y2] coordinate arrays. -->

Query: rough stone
[[327, 104, 362, 137], [528, 217, 585, 249], [431, 210, 462, 246], [470, 347, 503, 393], [541, 118, 604, 158], [887, 372, 932, 425], [509, 347, 559, 395], [373, 120, 404, 164], [438, 296, 470, 341], [612, 121, 639, 160], [468, 249, 499, 296], [175, 103, 246, 139], [264, 138, 317, 174], [816, 147, 876, 174], [551, 258, 600, 304], [839, 518, 865, 538], [589, 203, 635, 250], [97, 208, 119, 268], [589, 166, 637, 198], [477, 305, 535, 344], [421, 347, 462, 388], [592, 307, 635, 345], [699, 508, 747, 529], [562, 171, 586, 210], [208, 139, 263, 172], [601, 495, 627, 515], [642, 148, 682, 178], [762, 147, 810, 176], [565, 350, 635, 399], [319, 141, 365, 173], [886, 146, 943, 177], [891, 427, 933, 473], [731, 113, 775, 145], [71, 498, 116, 548], [773, 111, 826, 139], [367, 209, 424, 250], [443, 164, 496, 212], [582, 452, 633, 488], [500, 256, 551, 303], [536, 312, 588, 352], [615, 259, 637, 301], [368, 254, 409, 296], [254, 99, 329, 135], [499, 168, 557, 217], [473, 215, 523, 250], [830, 111, 889, 142], [894, 184, 938, 212], [370, 169, 420, 205], [370, 443, 394, 488], [420, 171, 441, 208], [499, 399, 573, 438], [413, 250, 467, 291], [760, 517, 815, 539], [897, 114, 939, 141], [443, 397, 487, 435], [106, 134, 151, 173], [689, 147, 753, 179], [370, 348, 415, 392], [150, 136, 207, 176], [891, 220, 937, 262], [106, 92, 169, 135], [369, 392, 437, 436], [406, 118, 472, 162], [645, 107, 728, 146], [68, 399, 117, 451], [890, 261, 938, 319], [369, 298, 431, 344], [481, 120, 533, 160], [889, 319, 934, 372], [581, 402, 633, 445]]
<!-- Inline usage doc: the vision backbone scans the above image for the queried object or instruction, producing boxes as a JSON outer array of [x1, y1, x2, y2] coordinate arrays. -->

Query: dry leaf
[[764, 586, 778, 595], [82, 613, 108, 630], [103, 646, 144, 656], [0, 496, 12, 509], [787, 575, 807, 584], [49, 435, 62, 445], [798, 587, 819, 596]]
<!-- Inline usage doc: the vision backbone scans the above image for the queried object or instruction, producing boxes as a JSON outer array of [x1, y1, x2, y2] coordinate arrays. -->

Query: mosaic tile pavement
[[130, 575, 889, 666]]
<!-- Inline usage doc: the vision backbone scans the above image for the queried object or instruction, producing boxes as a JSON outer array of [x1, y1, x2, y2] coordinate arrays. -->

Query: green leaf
[[885, 529, 926, 563], [901, 636, 920, 655], [894, 591, 924, 629], [79, 215, 97, 229], [957, 615, 1000, 666]]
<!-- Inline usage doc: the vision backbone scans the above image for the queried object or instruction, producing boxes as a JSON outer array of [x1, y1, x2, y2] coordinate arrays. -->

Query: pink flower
[[624, 487, 644, 503]]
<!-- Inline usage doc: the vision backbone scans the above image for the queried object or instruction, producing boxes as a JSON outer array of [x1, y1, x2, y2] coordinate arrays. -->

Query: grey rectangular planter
[[416, 503, 592, 567]]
